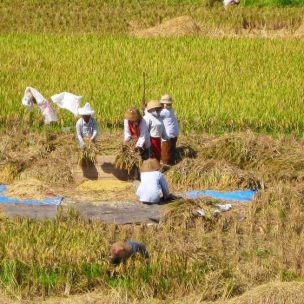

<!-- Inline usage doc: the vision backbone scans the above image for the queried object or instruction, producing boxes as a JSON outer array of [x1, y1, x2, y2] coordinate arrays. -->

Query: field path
[[0, 199, 161, 224]]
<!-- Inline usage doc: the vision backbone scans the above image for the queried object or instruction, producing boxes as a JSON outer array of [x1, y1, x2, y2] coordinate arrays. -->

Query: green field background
[[0, 35, 303, 133]]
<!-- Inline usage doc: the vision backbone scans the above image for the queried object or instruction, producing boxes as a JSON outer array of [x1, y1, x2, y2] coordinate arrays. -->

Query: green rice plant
[[0, 35, 304, 134]]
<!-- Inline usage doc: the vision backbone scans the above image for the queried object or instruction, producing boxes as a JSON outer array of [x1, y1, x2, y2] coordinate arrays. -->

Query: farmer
[[110, 240, 149, 266], [136, 158, 171, 204], [76, 102, 98, 149], [144, 100, 168, 161], [159, 94, 179, 165], [124, 107, 151, 160], [223, 0, 240, 8]]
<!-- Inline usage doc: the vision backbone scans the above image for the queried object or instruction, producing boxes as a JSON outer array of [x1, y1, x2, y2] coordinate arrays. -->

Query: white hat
[[160, 94, 173, 104], [78, 102, 95, 116]]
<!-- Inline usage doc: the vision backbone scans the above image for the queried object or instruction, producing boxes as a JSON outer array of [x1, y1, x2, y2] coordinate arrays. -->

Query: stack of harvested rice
[[78, 140, 98, 166], [115, 142, 142, 180]]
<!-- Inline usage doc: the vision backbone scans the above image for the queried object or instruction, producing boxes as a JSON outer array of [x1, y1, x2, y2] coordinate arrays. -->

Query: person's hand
[[84, 137, 90, 145], [167, 194, 181, 201], [135, 146, 144, 153], [79, 141, 85, 149]]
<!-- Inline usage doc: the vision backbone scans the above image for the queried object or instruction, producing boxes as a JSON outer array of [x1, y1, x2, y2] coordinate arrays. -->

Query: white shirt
[[123, 119, 151, 149], [76, 117, 98, 147], [144, 113, 168, 140], [136, 171, 170, 203], [160, 108, 179, 138], [223, 0, 239, 6]]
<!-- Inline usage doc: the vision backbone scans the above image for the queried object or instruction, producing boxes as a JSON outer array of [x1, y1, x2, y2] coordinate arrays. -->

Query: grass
[[0, 182, 303, 301], [1, 1, 304, 35], [1, 131, 304, 301], [0, 35, 304, 134]]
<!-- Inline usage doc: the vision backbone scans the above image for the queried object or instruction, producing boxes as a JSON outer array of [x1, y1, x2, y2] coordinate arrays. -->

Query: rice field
[[0, 34, 304, 133], [1, 1, 304, 303]]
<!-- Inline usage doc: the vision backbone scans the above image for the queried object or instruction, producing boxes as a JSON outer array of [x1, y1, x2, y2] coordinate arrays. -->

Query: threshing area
[[1, 1, 304, 303]]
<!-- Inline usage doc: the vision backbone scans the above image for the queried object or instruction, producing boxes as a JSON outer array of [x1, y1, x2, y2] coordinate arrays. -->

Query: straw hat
[[146, 100, 162, 112], [111, 241, 133, 259], [141, 158, 161, 173], [160, 94, 173, 104], [125, 107, 141, 122], [78, 102, 95, 115]]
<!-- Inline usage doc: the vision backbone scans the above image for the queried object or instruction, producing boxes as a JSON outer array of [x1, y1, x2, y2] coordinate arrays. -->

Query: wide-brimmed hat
[[146, 100, 162, 112], [160, 94, 173, 104], [125, 107, 141, 122], [141, 158, 161, 173], [111, 241, 132, 258], [78, 102, 95, 116]]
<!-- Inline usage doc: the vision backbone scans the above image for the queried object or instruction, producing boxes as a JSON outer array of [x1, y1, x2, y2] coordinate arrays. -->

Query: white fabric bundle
[[21, 87, 58, 124], [51, 92, 82, 116], [22, 87, 46, 108]]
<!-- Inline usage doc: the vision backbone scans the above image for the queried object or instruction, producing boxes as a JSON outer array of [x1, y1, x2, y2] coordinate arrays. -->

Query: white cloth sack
[[51, 92, 82, 116], [21, 87, 58, 124], [22, 86, 46, 108]]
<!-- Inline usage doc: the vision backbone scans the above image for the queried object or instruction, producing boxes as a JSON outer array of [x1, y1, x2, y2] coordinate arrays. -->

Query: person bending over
[[110, 240, 149, 265], [124, 107, 151, 160], [76, 102, 98, 149]]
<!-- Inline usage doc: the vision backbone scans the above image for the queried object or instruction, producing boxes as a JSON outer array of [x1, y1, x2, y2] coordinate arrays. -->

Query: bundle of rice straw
[[114, 142, 142, 179], [78, 140, 98, 166]]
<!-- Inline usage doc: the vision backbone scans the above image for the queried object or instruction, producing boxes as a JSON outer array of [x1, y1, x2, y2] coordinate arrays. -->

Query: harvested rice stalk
[[5, 178, 50, 200], [0, 162, 26, 184], [162, 198, 219, 229], [166, 158, 263, 192], [78, 141, 98, 166], [175, 144, 197, 163], [115, 142, 142, 179]]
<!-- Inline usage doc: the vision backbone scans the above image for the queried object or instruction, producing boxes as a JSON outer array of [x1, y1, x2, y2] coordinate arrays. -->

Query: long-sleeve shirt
[[123, 119, 151, 149], [76, 117, 98, 147], [143, 113, 168, 140], [136, 171, 170, 203], [159, 108, 179, 139]]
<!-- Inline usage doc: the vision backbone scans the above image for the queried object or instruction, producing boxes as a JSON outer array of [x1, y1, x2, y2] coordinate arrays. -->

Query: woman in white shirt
[[143, 100, 168, 161], [136, 158, 171, 204], [159, 94, 179, 165]]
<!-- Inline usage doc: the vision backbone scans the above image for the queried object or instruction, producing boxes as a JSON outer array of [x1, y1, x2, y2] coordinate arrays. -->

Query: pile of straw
[[162, 198, 220, 229], [115, 143, 142, 179], [5, 178, 50, 200], [78, 141, 99, 166], [166, 158, 262, 192]]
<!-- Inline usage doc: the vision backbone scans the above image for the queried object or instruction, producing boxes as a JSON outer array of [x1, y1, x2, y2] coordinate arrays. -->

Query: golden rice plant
[[114, 141, 142, 179], [78, 140, 98, 166]]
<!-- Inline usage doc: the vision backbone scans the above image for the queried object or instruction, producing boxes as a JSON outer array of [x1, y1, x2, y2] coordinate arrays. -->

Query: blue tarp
[[184, 190, 256, 202], [0, 185, 63, 206]]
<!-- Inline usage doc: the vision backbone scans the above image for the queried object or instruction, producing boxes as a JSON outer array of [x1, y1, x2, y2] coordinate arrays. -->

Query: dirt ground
[[0, 130, 252, 223]]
